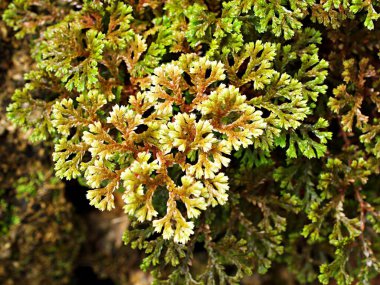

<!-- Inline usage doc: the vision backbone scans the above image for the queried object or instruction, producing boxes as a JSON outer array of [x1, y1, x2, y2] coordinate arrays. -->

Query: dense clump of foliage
[[0, 6, 86, 282], [2, 0, 380, 284]]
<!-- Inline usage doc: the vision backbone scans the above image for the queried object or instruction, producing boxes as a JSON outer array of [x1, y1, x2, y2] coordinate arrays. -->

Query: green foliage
[[7, 70, 61, 141], [185, 1, 244, 56], [2, 0, 74, 38], [239, 0, 309, 40], [3, 0, 380, 284]]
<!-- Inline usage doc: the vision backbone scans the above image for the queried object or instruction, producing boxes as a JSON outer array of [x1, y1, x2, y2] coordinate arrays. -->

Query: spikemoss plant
[[3, 0, 380, 284]]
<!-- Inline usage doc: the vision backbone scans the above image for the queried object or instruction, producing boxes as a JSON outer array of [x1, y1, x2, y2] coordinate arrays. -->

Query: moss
[[2, 0, 380, 284]]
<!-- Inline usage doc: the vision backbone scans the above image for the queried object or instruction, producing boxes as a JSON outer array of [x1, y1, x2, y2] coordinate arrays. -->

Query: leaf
[[224, 40, 277, 88]]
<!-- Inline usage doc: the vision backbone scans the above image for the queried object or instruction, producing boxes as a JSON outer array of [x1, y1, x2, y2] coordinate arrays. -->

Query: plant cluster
[[0, 9, 85, 283], [2, 0, 380, 284]]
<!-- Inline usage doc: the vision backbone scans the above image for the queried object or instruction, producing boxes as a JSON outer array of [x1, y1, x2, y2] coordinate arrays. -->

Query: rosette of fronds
[[52, 54, 269, 244]]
